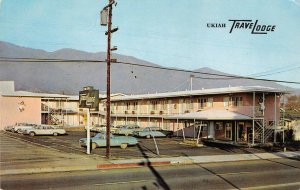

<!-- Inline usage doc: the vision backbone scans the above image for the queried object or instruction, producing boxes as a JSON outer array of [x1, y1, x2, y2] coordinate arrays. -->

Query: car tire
[[53, 132, 58, 136], [29, 132, 35, 137], [17, 129, 22, 133], [91, 142, 97, 150], [120, 143, 128, 149], [146, 135, 151, 139]]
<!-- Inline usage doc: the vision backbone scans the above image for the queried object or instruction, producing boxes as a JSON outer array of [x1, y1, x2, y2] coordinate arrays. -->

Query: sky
[[0, 0, 299, 88]]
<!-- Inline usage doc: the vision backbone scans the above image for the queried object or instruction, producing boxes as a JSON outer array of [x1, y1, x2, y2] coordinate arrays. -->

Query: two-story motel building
[[109, 86, 287, 145], [1, 81, 288, 145]]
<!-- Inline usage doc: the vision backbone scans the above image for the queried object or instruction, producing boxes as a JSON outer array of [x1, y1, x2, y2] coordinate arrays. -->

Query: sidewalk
[[1, 151, 299, 176]]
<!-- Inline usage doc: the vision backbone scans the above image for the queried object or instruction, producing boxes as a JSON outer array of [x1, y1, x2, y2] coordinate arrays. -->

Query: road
[[2, 158, 300, 190]]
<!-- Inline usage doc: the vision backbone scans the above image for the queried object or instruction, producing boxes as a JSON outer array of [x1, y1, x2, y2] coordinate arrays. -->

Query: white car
[[12, 123, 37, 133], [25, 125, 67, 136]]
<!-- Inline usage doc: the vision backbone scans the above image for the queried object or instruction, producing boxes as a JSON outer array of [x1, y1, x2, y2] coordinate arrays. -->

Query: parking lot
[[2, 130, 267, 159]]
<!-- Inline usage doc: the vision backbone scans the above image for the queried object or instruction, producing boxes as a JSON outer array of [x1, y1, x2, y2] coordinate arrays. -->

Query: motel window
[[110, 103, 115, 112], [161, 100, 168, 110], [186, 99, 194, 110], [198, 98, 207, 109], [207, 98, 213, 107], [126, 102, 131, 110], [224, 97, 229, 107], [230, 96, 243, 107], [215, 122, 223, 130], [225, 123, 232, 139], [151, 100, 158, 110], [133, 101, 138, 110]]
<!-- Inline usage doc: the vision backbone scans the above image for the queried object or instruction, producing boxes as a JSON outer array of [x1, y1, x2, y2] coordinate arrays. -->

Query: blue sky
[[0, 0, 299, 88]]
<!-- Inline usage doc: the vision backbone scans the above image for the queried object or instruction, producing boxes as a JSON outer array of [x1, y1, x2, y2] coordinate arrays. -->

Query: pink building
[[109, 86, 288, 145], [0, 81, 69, 130]]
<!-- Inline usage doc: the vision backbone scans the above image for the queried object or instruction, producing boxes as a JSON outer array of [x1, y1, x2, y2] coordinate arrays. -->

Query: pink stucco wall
[[0, 96, 41, 130]]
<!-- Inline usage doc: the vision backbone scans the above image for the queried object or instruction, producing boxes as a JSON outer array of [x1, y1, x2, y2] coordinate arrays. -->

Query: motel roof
[[165, 109, 252, 120], [0, 91, 70, 98], [111, 86, 290, 101]]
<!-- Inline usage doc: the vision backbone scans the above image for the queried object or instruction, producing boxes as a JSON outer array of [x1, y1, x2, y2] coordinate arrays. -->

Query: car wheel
[[91, 142, 97, 150], [53, 132, 58, 136], [17, 129, 22, 133], [146, 135, 151, 139], [120, 143, 128, 149], [29, 132, 35, 137]]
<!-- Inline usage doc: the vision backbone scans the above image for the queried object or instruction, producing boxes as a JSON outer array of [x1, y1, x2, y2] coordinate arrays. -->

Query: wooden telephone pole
[[101, 0, 117, 159]]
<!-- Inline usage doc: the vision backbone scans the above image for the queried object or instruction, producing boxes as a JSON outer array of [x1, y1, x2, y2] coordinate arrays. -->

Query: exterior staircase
[[253, 120, 275, 144]]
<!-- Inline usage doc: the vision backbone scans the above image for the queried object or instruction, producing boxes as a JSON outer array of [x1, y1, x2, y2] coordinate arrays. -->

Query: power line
[[0, 57, 299, 85], [249, 66, 300, 77]]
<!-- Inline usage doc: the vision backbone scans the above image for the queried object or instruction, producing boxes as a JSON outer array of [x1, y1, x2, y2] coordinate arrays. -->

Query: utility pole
[[106, 0, 112, 159], [101, 0, 118, 159]]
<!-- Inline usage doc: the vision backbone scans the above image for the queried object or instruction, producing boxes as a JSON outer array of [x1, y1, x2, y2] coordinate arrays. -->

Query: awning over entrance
[[165, 109, 252, 120]]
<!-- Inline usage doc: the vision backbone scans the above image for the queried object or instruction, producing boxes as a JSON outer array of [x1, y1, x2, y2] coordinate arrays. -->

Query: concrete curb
[[1, 151, 299, 176], [97, 161, 171, 169]]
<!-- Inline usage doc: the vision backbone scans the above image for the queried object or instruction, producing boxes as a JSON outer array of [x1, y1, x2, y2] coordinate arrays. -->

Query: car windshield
[[94, 133, 114, 139], [94, 133, 104, 138]]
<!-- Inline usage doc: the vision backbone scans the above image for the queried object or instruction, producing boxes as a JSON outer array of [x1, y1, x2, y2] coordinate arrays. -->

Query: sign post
[[79, 86, 99, 155], [86, 108, 91, 154]]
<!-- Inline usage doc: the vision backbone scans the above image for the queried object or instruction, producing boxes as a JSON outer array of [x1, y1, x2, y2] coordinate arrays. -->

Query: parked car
[[132, 127, 166, 138], [12, 123, 37, 133], [89, 124, 118, 133], [79, 133, 138, 149], [4, 125, 14, 132], [25, 125, 67, 136], [99, 125, 125, 134], [114, 124, 142, 136], [90, 124, 106, 132]]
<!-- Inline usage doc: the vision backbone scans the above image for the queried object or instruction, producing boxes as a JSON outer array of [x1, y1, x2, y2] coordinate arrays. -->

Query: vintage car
[[4, 125, 15, 132], [98, 125, 125, 134], [133, 126, 174, 138], [90, 124, 106, 132], [79, 133, 138, 149], [12, 123, 37, 133], [114, 124, 142, 136], [25, 125, 66, 136], [132, 127, 166, 138]]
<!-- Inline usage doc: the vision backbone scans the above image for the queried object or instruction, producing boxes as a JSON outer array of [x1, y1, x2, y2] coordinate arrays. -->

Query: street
[[2, 158, 300, 190]]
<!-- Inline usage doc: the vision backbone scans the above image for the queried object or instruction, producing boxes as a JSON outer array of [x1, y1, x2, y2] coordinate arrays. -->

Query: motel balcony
[[110, 106, 267, 119]]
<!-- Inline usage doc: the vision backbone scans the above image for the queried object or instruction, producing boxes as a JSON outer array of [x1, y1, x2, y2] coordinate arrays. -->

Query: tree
[[285, 95, 300, 110]]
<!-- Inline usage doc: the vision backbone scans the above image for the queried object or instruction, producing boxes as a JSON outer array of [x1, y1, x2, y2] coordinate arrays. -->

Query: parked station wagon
[[13, 123, 37, 133], [132, 127, 167, 138], [114, 124, 142, 136], [79, 133, 138, 149], [25, 125, 66, 136]]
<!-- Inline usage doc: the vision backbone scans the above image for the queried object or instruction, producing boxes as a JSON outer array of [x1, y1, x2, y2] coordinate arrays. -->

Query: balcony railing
[[109, 106, 270, 118]]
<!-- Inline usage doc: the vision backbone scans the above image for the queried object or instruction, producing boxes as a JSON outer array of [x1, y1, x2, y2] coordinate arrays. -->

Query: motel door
[[225, 122, 233, 140], [232, 122, 236, 141]]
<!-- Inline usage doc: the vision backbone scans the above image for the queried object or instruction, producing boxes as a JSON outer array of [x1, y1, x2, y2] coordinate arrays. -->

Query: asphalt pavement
[[2, 158, 300, 190], [1, 130, 300, 177]]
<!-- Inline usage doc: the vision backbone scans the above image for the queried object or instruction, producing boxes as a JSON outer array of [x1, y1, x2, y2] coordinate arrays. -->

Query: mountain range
[[0, 41, 296, 95]]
